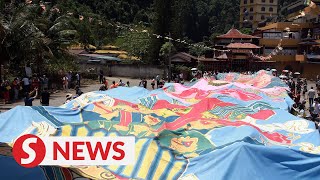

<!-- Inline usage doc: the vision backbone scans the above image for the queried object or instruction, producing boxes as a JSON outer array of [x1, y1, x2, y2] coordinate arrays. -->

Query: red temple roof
[[227, 43, 261, 49], [217, 28, 260, 39]]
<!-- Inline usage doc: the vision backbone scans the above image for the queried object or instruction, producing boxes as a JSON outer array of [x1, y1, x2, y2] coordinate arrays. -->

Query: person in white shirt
[[22, 76, 30, 93], [308, 87, 316, 108], [76, 72, 80, 87], [62, 75, 69, 92]]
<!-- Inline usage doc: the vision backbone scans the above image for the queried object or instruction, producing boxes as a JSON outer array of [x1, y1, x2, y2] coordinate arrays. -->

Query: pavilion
[[208, 28, 275, 72]]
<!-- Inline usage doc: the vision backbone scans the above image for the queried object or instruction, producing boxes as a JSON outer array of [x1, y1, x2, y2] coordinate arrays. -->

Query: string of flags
[[84, 16, 232, 52], [251, 39, 283, 61], [96, 22, 231, 52], [25, 1, 228, 53], [28, 1, 286, 58]]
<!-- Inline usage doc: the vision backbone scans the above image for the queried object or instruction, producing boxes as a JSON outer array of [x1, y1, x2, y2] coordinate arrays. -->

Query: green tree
[[0, 2, 78, 74], [240, 28, 253, 35], [189, 42, 210, 57], [117, 28, 151, 63], [159, 42, 176, 60]]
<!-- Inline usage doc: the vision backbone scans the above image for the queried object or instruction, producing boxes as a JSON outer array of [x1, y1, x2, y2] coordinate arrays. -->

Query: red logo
[[12, 135, 135, 167], [13, 134, 46, 168]]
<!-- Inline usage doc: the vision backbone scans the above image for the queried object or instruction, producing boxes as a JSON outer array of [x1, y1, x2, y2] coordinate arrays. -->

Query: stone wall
[[275, 61, 320, 80], [79, 63, 167, 79]]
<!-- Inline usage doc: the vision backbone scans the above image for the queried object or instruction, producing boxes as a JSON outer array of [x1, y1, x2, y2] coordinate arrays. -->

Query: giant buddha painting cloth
[[0, 70, 320, 180]]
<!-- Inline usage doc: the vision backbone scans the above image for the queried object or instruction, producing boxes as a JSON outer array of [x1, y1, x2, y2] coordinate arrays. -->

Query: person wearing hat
[[65, 93, 73, 104]]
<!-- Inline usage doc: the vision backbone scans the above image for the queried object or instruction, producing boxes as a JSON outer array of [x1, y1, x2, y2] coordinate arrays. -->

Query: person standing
[[179, 73, 183, 82], [76, 72, 80, 87], [1, 80, 10, 104], [139, 79, 144, 87], [40, 88, 50, 106], [99, 69, 104, 84], [32, 75, 40, 91], [291, 80, 296, 95], [62, 75, 69, 92], [308, 87, 316, 108], [12, 78, 20, 102], [311, 98, 320, 128], [41, 75, 49, 91], [67, 71, 72, 89], [156, 75, 160, 88], [303, 82, 307, 98], [294, 93, 301, 105], [22, 76, 30, 94], [151, 78, 155, 90], [143, 79, 147, 89], [126, 81, 130, 87], [25, 87, 38, 106]]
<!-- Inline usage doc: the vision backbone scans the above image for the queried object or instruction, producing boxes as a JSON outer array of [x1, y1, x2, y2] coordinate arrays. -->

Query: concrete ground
[[0, 77, 151, 112]]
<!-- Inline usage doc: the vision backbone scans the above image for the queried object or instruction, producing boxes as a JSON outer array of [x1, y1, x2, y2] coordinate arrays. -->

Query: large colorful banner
[[0, 70, 320, 180]]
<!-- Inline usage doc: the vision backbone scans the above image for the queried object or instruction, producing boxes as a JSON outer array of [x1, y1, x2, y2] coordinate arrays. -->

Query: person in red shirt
[[1, 80, 11, 104], [110, 81, 118, 89], [32, 75, 40, 91], [12, 78, 20, 101]]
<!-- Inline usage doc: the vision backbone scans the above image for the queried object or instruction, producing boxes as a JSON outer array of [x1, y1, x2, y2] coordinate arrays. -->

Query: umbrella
[[282, 70, 289, 73], [191, 68, 198, 71], [271, 69, 277, 71], [279, 75, 288, 79], [294, 72, 301, 75]]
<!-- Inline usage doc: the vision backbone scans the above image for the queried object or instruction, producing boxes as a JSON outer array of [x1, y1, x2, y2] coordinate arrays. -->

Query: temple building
[[240, 0, 278, 29], [257, 22, 313, 70], [281, 0, 320, 23], [209, 28, 275, 72], [256, 0, 320, 79]]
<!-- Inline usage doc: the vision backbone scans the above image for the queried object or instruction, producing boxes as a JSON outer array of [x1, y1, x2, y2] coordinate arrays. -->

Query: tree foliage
[[160, 42, 176, 59], [0, 2, 79, 74], [116, 28, 151, 63], [189, 42, 211, 57], [1, 0, 256, 69]]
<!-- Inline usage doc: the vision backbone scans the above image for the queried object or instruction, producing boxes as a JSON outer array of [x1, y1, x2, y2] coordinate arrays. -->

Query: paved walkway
[[0, 77, 151, 112]]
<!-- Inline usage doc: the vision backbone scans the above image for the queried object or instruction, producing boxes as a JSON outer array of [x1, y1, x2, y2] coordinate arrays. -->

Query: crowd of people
[[0, 74, 50, 106], [0, 71, 82, 106], [98, 78, 130, 91], [287, 74, 320, 128], [98, 74, 167, 91], [2, 68, 320, 129]]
